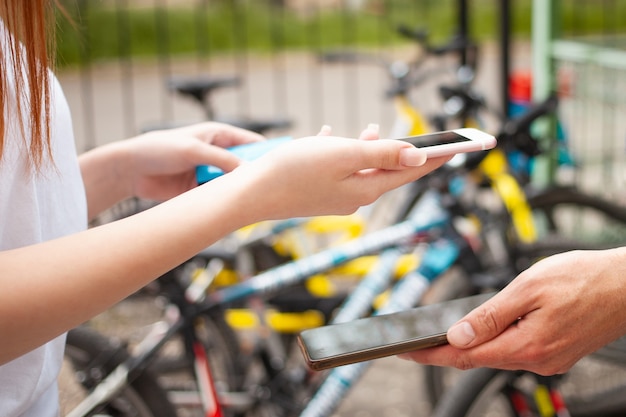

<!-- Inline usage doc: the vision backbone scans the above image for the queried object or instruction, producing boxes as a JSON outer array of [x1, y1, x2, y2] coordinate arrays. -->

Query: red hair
[[0, 1, 55, 170]]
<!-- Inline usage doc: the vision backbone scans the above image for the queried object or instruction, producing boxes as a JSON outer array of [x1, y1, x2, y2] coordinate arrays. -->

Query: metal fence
[[531, 0, 626, 196], [554, 42, 626, 196], [57, 0, 508, 152], [56, 0, 625, 198]]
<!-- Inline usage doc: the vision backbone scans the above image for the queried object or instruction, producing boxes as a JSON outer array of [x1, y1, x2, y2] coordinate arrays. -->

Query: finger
[[356, 139, 427, 170], [317, 125, 333, 136], [210, 125, 266, 148], [351, 157, 447, 203], [446, 288, 535, 349], [398, 344, 465, 367], [188, 143, 242, 173], [180, 122, 265, 147], [358, 123, 380, 141], [397, 325, 529, 371]]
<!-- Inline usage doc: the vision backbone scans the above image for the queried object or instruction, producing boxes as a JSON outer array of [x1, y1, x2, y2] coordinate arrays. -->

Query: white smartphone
[[396, 128, 497, 158], [297, 292, 496, 371]]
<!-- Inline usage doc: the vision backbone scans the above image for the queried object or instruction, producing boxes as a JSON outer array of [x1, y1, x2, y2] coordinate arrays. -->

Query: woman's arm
[[1, 134, 445, 365]]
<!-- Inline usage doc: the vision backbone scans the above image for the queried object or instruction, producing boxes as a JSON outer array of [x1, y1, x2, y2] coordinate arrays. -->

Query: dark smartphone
[[297, 292, 496, 371]]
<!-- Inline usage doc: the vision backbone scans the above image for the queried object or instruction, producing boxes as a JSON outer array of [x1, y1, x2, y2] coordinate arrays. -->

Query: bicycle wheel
[[420, 187, 626, 410], [150, 310, 243, 417], [528, 186, 626, 247], [432, 354, 626, 417], [90, 198, 159, 226], [59, 325, 177, 417], [81, 272, 243, 417]]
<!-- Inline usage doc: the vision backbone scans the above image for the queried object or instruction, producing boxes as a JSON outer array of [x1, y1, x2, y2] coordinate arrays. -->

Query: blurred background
[[55, 0, 625, 195]]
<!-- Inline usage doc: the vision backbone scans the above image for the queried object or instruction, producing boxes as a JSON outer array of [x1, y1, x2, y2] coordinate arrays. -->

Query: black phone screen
[[400, 131, 473, 148], [298, 292, 495, 370]]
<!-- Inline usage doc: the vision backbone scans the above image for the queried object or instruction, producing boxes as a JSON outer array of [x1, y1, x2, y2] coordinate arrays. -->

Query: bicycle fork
[[192, 341, 224, 417]]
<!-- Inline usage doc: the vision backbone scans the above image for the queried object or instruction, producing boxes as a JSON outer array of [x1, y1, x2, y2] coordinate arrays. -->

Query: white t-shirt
[[0, 22, 88, 417]]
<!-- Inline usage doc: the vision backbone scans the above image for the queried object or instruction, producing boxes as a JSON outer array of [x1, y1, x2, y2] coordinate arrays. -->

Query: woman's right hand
[[229, 126, 449, 222]]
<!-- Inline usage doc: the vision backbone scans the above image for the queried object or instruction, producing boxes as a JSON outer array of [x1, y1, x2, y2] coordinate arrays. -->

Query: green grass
[[54, 0, 626, 69]]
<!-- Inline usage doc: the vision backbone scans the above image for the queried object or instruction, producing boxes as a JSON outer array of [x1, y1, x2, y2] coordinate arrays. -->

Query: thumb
[[359, 139, 428, 169], [190, 143, 242, 173], [447, 291, 525, 349]]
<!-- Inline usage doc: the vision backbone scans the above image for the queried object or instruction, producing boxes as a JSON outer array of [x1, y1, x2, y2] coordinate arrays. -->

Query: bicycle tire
[[420, 254, 554, 411], [134, 263, 244, 416], [419, 267, 475, 408], [527, 186, 626, 247], [149, 309, 244, 416], [430, 367, 510, 417], [420, 187, 626, 410], [431, 360, 626, 417], [60, 325, 177, 417], [145, 259, 316, 417]]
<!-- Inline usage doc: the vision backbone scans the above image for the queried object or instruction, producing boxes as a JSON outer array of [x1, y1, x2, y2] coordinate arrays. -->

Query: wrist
[[79, 141, 135, 219], [214, 162, 277, 226], [103, 140, 135, 200], [109, 140, 136, 200]]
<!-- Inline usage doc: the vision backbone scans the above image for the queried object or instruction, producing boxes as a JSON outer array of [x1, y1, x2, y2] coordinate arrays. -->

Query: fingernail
[[367, 123, 380, 133], [319, 124, 332, 135], [399, 148, 427, 166], [447, 322, 475, 347]]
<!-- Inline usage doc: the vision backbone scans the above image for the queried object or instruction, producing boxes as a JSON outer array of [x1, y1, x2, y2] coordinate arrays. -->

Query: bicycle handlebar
[[319, 25, 476, 68], [396, 24, 476, 59], [317, 50, 382, 66], [500, 93, 558, 139], [463, 92, 560, 170], [395, 24, 429, 44]]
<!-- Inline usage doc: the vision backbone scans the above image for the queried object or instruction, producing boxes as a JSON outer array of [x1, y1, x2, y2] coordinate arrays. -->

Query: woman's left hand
[[80, 122, 264, 219], [124, 122, 264, 201]]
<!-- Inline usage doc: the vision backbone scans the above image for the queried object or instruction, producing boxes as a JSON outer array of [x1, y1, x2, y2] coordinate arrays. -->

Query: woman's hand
[[228, 124, 449, 221], [401, 247, 626, 375], [80, 122, 264, 219], [124, 122, 264, 201]]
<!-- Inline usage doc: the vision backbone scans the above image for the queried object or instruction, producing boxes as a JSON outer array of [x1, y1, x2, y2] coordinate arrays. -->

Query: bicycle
[[61, 153, 625, 417], [61, 185, 468, 417], [320, 29, 626, 410], [415, 91, 626, 411]]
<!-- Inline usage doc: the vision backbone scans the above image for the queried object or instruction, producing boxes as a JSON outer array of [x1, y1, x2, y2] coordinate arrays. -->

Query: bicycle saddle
[[167, 75, 241, 104]]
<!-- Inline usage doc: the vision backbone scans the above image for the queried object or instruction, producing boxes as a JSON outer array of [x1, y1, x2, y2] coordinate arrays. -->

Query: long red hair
[[0, 1, 56, 169]]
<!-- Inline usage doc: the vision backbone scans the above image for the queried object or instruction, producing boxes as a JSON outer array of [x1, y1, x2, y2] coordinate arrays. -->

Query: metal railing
[[56, 0, 625, 200], [58, 0, 466, 151]]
